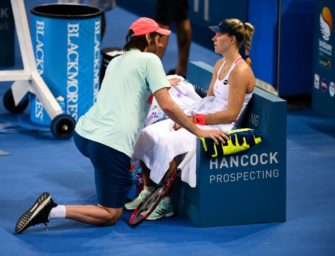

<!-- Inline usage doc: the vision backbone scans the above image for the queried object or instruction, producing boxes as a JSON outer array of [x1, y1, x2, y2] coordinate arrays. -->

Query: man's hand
[[173, 116, 193, 130], [168, 77, 182, 86]]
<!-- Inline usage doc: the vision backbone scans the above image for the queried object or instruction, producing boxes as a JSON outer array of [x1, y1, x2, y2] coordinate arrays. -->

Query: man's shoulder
[[142, 52, 161, 61], [126, 50, 160, 63]]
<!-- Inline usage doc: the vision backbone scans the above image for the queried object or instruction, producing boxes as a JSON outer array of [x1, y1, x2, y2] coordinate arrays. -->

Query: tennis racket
[[129, 147, 195, 226]]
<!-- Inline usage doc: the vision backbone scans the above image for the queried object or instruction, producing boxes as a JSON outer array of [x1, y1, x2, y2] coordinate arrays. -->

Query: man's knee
[[101, 207, 122, 226]]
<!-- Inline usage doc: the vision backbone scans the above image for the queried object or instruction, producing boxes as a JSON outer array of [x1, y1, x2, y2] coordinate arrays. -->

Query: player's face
[[146, 34, 163, 54], [212, 32, 234, 54]]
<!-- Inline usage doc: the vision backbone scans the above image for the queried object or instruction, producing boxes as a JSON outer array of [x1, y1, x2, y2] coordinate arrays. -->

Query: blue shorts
[[74, 132, 133, 208]]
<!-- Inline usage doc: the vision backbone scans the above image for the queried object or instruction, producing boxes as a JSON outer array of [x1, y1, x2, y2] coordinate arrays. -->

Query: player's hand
[[196, 129, 229, 144]]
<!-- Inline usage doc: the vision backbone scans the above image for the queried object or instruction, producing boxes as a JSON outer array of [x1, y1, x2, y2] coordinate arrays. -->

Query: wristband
[[193, 114, 206, 125]]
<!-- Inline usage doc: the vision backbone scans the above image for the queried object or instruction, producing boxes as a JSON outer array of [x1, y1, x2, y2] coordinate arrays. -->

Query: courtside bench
[[173, 61, 287, 227]]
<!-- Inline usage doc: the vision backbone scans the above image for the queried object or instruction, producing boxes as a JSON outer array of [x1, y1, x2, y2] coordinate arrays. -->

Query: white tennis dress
[[132, 58, 253, 187]]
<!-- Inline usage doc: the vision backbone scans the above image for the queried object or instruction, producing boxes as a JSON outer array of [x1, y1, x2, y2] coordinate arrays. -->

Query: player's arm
[[154, 88, 229, 143]]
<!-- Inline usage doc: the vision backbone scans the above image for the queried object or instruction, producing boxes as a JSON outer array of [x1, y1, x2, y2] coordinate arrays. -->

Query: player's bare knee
[[104, 208, 122, 225], [103, 216, 119, 226]]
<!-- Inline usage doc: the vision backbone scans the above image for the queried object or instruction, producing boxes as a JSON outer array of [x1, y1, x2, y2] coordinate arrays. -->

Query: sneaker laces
[[136, 190, 150, 203]]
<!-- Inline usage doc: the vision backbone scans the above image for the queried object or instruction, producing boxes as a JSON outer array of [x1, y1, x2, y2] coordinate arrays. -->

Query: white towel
[[132, 119, 233, 187], [133, 119, 196, 185], [144, 77, 201, 127]]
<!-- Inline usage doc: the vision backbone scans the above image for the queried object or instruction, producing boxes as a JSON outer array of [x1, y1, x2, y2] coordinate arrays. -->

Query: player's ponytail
[[243, 22, 255, 66], [225, 19, 255, 66]]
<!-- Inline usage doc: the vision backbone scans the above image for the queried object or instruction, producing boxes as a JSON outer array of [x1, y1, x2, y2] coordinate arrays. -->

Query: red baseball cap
[[130, 17, 171, 36]]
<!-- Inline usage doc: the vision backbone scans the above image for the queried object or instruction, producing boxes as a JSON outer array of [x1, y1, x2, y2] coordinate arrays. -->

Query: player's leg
[[145, 160, 178, 220], [125, 160, 176, 212], [15, 134, 132, 233], [174, 0, 191, 77], [81, 139, 133, 224], [175, 18, 191, 77], [15, 194, 124, 234], [125, 162, 161, 211], [154, 0, 173, 59], [65, 205, 122, 226]]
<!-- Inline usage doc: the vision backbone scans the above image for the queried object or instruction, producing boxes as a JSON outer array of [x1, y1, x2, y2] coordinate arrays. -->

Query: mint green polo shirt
[[75, 49, 170, 157]]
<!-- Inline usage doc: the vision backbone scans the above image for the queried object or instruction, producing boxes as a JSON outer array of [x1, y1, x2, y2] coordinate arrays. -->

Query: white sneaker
[[146, 197, 174, 220], [125, 190, 150, 210]]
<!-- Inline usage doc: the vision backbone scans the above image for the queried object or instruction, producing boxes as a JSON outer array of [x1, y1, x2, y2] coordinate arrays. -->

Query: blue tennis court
[[1, 1, 335, 255]]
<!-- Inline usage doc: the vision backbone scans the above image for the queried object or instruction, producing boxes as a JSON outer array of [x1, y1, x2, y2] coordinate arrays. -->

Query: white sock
[[48, 205, 66, 219], [143, 186, 155, 193]]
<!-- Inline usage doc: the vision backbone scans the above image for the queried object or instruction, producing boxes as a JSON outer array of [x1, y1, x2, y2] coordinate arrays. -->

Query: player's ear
[[145, 33, 151, 44]]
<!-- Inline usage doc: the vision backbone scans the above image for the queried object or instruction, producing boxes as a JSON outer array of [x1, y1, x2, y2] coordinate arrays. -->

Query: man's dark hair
[[123, 30, 158, 52]]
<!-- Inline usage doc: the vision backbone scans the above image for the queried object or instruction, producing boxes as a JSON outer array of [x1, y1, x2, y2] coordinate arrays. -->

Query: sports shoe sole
[[125, 200, 144, 211], [15, 192, 51, 234], [124, 205, 137, 211]]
